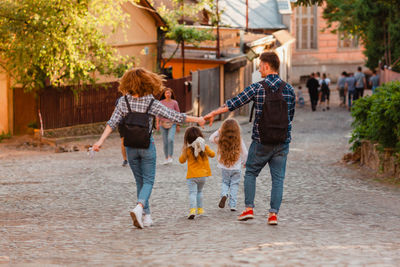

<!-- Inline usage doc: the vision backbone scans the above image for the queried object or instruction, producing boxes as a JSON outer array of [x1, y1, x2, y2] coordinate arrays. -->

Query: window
[[295, 5, 318, 50], [338, 32, 359, 49]]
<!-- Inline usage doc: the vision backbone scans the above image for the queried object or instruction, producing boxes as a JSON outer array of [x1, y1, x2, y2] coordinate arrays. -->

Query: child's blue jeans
[[221, 169, 241, 209], [187, 177, 206, 209]]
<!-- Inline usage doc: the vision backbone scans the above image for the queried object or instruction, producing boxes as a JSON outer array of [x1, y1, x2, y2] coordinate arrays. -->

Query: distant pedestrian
[[345, 72, 357, 110], [354, 66, 367, 98], [92, 67, 205, 229], [337, 71, 347, 107], [306, 73, 319, 111], [156, 88, 180, 165], [369, 70, 380, 94], [297, 86, 305, 107], [179, 127, 215, 219], [319, 73, 331, 111], [209, 118, 248, 212]]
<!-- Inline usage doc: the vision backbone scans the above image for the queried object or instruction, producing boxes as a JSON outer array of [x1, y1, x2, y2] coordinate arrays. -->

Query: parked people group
[[93, 51, 296, 229]]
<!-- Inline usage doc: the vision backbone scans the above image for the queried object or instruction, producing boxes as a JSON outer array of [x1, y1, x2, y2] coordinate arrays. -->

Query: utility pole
[[181, 0, 185, 77], [246, 0, 249, 31], [216, 0, 220, 58]]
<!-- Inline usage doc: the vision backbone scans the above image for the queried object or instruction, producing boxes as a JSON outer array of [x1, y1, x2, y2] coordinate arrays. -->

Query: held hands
[[203, 111, 215, 126], [197, 117, 206, 128]]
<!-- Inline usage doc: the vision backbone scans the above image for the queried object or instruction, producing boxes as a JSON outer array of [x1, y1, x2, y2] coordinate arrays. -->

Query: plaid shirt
[[226, 74, 296, 143], [107, 94, 186, 131]]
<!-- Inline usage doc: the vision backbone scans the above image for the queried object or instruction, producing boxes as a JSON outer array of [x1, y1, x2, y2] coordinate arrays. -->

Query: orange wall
[[165, 59, 223, 79], [0, 71, 12, 134]]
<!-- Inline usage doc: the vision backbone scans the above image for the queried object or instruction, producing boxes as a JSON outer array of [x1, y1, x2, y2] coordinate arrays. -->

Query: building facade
[[291, 4, 365, 84]]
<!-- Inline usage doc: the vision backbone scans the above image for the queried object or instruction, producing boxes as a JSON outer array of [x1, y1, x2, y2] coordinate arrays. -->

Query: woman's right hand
[[92, 140, 103, 151]]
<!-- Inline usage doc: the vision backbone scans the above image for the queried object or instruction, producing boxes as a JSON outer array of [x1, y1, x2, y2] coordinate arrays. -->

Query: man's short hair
[[358, 66, 362, 71], [259, 52, 280, 71]]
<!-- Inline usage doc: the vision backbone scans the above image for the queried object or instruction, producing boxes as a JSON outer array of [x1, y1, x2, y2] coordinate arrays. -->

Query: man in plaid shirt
[[204, 52, 295, 225]]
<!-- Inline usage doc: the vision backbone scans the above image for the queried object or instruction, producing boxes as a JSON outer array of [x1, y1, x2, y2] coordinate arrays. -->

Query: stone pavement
[[1, 90, 400, 266]]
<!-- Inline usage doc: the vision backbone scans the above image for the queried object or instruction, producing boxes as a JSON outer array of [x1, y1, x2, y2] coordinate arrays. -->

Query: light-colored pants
[[221, 169, 241, 209], [187, 177, 206, 209], [161, 124, 176, 158]]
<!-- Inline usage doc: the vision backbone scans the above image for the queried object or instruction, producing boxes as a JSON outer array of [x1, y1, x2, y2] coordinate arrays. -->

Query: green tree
[[296, 0, 400, 71], [0, 0, 135, 93]]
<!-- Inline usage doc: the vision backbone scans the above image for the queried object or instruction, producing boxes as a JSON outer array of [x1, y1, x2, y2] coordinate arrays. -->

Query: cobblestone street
[[1, 91, 400, 266]]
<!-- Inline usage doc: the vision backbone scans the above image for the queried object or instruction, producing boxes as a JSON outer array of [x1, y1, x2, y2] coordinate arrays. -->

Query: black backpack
[[122, 95, 154, 149], [321, 79, 329, 93], [250, 80, 288, 145]]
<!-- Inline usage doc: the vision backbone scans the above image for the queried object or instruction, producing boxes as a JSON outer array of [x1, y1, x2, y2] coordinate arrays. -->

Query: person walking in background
[[92, 67, 205, 229], [354, 66, 367, 98], [209, 118, 248, 212], [179, 127, 215, 219], [369, 70, 380, 94], [337, 72, 347, 107], [319, 73, 331, 111], [157, 88, 180, 165], [306, 73, 319, 111], [204, 51, 295, 225], [345, 72, 357, 110], [297, 86, 305, 108]]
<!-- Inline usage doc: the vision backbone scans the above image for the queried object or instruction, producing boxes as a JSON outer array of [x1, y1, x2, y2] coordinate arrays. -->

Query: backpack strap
[[146, 98, 155, 113], [124, 95, 132, 113]]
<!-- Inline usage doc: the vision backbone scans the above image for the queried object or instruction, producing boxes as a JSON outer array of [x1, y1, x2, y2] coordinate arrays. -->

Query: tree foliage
[[0, 0, 135, 93], [157, 0, 216, 69], [307, 0, 400, 71]]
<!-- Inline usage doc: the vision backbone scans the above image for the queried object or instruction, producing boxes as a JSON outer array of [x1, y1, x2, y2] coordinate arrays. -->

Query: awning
[[272, 30, 295, 46]]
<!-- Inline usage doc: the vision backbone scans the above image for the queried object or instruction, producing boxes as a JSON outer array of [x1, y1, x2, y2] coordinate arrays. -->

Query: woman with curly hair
[[209, 118, 248, 211], [93, 67, 205, 229]]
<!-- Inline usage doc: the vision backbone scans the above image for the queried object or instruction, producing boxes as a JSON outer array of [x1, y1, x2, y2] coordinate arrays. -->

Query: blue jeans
[[348, 91, 356, 108], [160, 124, 176, 158], [187, 177, 206, 209], [125, 137, 156, 214], [244, 141, 289, 214], [221, 169, 241, 208]]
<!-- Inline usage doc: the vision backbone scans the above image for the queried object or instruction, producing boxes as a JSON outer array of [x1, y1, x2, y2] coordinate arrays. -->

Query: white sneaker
[[130, 205, 144, 229], [143, 214, 153, 227], [168, 157, 173, 164], [162, 159, 169, 165]]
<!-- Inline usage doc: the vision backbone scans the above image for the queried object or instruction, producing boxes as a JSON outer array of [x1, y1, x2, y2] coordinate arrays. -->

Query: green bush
[[350, 81, 400, 152], [0, 132, 11, 143]]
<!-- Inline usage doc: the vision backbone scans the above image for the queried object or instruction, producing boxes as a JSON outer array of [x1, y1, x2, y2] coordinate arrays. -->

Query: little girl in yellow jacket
[[179, 126, 215, 219]]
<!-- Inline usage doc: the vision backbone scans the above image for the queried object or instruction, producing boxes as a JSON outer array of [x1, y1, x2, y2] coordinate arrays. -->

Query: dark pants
[[308, 88, 318, 111], [356, 87, 364, 98]]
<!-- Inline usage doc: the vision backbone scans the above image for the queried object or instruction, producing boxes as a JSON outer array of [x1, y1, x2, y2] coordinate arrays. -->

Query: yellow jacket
[[179, 145, 215, 178]]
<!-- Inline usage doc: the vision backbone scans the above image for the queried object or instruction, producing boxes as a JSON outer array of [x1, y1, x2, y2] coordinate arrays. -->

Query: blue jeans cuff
[[269, 208, 278, 214]]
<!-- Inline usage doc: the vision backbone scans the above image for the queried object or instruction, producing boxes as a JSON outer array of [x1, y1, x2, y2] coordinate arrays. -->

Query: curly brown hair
[[118, 67, 165, 97], [218, 119, 241, 167], [183, 126, 205, 158]]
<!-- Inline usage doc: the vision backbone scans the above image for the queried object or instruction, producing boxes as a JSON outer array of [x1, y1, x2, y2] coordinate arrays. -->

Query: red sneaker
[[268, 213, 278, 225], [238, 209, 254, 221]]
